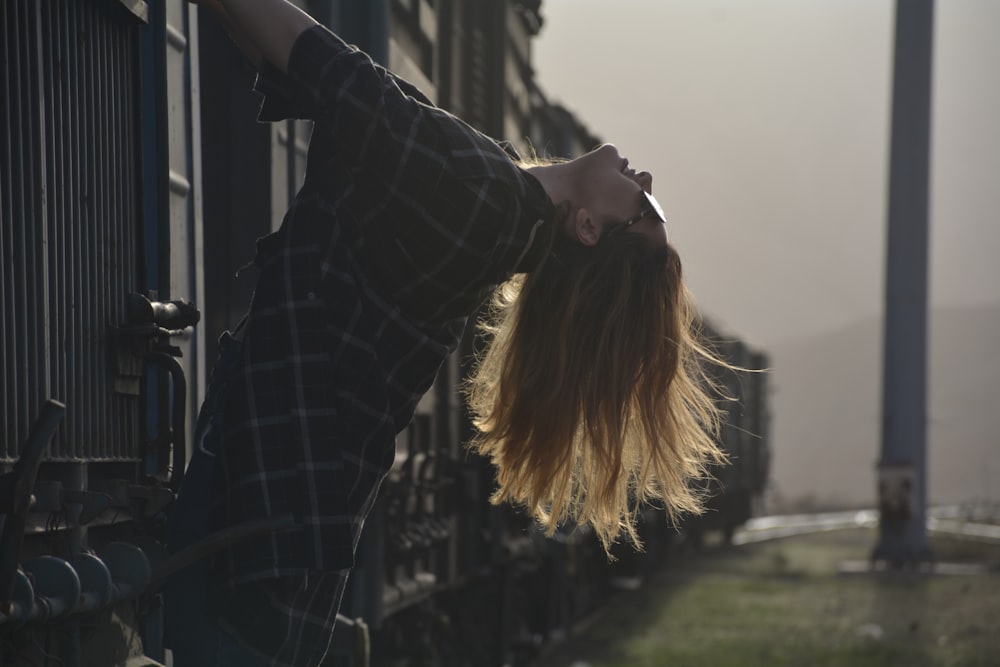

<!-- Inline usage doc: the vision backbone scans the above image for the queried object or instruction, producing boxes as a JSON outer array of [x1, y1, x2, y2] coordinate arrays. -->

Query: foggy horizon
[[534, 0, 1000, 509]]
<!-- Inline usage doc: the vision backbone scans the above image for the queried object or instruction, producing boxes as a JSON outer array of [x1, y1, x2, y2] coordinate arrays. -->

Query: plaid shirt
[[207, 25, 555, 666]]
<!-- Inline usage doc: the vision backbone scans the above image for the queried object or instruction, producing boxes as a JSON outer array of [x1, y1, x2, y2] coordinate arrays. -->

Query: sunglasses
[[604, 190, 667, 239]]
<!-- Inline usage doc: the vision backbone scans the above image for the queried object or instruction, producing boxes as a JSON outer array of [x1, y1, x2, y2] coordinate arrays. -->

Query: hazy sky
[[534, 0, 1000, 347]]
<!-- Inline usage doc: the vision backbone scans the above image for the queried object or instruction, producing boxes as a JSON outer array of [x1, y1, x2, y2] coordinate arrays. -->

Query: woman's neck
[[525, 162, 574, 204], [526, 163, 578, 239]]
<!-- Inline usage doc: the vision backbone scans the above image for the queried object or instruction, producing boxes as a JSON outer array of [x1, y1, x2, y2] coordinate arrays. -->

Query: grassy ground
[[537, 529, 1000, 667]]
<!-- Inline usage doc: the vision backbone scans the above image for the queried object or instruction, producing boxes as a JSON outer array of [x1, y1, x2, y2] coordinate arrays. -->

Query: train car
[[2, 1, 205, 664], [683, 322, 772, 546], [1, 2, 769, 666]]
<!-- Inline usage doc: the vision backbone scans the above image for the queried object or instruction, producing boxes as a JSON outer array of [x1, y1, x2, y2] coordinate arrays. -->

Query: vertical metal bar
[[33, 0, 52, 456], [42, 0, 68, 461], [64, 0, 76, 460], [126, 34, 138, 460], [104, 10, 114, 460], [69, 0, 84, 461], [123, 27, 138, 459], [90, 2, 101, 459], [109, 17, 120, 461], [11, 0, 29, 453], [43, 0, 56, 458], [55, 4, 69, 450], [101, 7, 113, 460], [103, 4, 112, 459], [18, 0, 34, 449], [108, 17, 120, 461], [31, 0, 47, 454], [21, 0, 38, 451], [63, 0, 75, 460], [41, 2, 58, 448], [120, 22, 130, 459], [84, 3, 97, 460], [128, 30, 138, 458], [873, 0, 935, 565], [75, 0, 86, 460], [1, 0, 12, 460], [110, 14, 119, 461], [124, 25, 136, 305], [112, 16, 127, 460], [94, 3, 107, 460], [87, 0, 98, 460], [116, 23, 128, 460], [63, 3, 86, 460], [58, 2, 70, 456], [8, 0, 21, 451], [126, 28, 140, 457]]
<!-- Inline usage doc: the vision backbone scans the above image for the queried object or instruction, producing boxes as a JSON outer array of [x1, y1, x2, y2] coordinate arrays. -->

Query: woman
[[168, 1, 725, 665]]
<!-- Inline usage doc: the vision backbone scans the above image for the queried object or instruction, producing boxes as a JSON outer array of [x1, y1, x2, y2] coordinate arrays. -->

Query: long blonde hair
[[465, 226, 727, 552]]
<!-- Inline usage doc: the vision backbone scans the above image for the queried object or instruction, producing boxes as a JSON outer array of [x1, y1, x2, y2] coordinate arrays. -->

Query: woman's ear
[[573, 207, 601, 247]]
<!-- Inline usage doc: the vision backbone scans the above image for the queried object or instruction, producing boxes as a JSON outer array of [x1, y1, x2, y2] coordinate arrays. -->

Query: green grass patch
[[541, 529, 1000, 667]]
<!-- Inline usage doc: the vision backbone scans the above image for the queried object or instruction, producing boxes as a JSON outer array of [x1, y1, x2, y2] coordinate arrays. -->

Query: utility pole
[[873, 0, 935, 566]]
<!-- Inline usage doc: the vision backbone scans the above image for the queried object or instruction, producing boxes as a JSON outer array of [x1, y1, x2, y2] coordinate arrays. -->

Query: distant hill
[[765, 303, 1000, 512]]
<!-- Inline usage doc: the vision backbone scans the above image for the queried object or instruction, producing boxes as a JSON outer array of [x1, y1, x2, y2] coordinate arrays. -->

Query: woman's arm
[[191, 0, 317, 73]]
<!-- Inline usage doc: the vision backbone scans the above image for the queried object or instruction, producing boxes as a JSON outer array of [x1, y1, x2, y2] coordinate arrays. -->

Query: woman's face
[[572, 144, 667, 247]]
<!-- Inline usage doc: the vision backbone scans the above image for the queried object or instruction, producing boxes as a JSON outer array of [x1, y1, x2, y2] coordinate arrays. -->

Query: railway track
[[732, 505, 1000, 545]]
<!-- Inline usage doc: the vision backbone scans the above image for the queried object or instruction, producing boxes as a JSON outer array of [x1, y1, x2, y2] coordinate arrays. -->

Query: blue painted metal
[[97, 542, 152, 602], [73, 553, 114, 615], [22, 556, 81, 620], [0, 569, 35, 624], [874, 0, 935, 566]]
